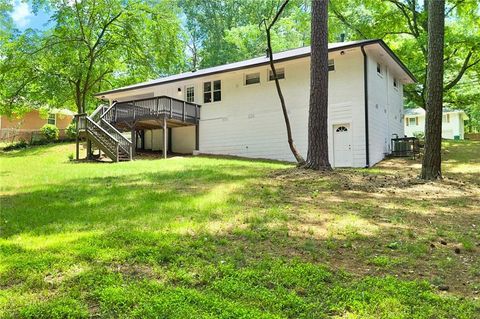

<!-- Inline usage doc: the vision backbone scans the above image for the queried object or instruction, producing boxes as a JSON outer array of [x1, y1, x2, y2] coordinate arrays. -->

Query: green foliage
[[40, 124, 59, 141], [413, 131, 425, 139], [2, 140, 28, 151], [65, 122, 77, 140], [1, 141, 479, 317], [0, 0, 186, 115]]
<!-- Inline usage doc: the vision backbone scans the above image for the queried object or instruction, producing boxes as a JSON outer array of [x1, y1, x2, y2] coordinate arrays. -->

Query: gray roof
[[96, 39, 416, 97]]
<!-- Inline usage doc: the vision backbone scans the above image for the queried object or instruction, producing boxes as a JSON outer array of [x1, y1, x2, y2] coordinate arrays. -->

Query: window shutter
[[406, 118, 409, 126], [415, 117, 418, 125]]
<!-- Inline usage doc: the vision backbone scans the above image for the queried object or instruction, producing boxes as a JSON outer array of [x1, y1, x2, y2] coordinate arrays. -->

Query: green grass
[[1, 142, 479, 318]]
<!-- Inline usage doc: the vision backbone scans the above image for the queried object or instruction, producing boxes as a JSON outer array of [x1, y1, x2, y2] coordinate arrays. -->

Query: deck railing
[[101, 96, 201, 125]]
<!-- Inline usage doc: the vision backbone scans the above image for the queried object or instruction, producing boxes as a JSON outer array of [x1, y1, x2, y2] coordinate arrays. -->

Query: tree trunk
[[264, 0, 305, 165], [421, 0, 445, 180], [305, 0, 331, 170]]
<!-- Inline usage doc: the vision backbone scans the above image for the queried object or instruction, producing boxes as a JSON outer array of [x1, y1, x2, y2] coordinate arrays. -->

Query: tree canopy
[[1, 0, 479, 130]]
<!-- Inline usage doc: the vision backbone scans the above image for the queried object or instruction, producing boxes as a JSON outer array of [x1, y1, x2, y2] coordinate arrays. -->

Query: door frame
[[332, 122, 353, 167]]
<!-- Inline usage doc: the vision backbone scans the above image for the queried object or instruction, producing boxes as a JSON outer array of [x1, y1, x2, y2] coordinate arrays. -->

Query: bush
[[41, 124, 59, 141], [66, 122, 77, 140], [3, 140, 28, 151], [413, 131, 425, 140]]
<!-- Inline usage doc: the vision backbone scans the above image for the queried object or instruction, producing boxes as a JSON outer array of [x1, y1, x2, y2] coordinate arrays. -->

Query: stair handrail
[[90, 104, 108, 123], [100, 101, 117, 121], [86, 117, 120, 145], [100, 118, 132, 155]]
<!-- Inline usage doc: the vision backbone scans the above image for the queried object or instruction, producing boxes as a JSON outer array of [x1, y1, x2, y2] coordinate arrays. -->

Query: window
[[185, 85, 195, 103], [376, 63, 383, 76], [328, 59, 335, 71], [443, 114, 450, 123], [245, 72, 260, 85], [47, 113, 56, 125], [203, 80, 221, 103], [268, 68, 285, 81], [393, 78, 398, 88], [336, 126, 348, 132], [407, 117, 417, 126]]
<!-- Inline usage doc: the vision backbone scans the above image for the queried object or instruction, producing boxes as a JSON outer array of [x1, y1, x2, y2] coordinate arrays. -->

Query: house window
[[336, 126, 348, 132], [203, 80, 221, 103], [393, 78, 398, 88], [245, 72, 260, 85], [185, 85, 195, 103], [48, 113, 56, 125], [443, 114, 450, 123], [407, 117, 417, 126], [328, 59, 335, 71], [268, 68, 285, 81], [376, 63, 383, 76]]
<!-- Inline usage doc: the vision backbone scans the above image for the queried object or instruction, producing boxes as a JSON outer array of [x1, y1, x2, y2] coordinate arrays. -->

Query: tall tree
[[421, 0, 445, 180], [328, 0, 479, 128], [264, 0, 305, 165], [0, 0, 185, 115], [180, 0, 311, 68], [305, 0, 331, 170]]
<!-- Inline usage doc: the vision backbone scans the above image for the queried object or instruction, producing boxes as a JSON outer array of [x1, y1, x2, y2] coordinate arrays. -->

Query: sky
[[10, 0, 52, 30]]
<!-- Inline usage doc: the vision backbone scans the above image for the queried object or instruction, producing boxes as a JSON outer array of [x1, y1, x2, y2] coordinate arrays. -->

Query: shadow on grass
[[0, 166, 263, 238], [2, 223, 479, 318]]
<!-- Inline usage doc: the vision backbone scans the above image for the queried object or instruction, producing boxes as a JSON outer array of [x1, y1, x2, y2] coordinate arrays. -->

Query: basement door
[[333, 124, 353, 167]]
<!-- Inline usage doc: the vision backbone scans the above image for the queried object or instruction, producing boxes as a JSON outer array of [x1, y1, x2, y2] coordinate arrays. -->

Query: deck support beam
[[163, 116, 168, 159], [131, 127, 136, 157]]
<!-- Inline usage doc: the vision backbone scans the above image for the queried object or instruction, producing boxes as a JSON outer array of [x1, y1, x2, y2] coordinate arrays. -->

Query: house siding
[[367, 55, 405, 166], [0, 110, 73, 142], [404, 111, 465, 139], [107, 46, 409, 167]]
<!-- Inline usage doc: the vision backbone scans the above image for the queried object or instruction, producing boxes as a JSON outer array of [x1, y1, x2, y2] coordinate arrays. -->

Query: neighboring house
[[0, 109, 74, 142], [81, 39, 415, 166], [404, 108, 468, 140]]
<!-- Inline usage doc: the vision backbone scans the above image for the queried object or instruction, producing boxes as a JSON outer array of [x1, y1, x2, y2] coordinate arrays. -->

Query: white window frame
[[443, 114, 450, 123], [47, 113, 56, 125], [268, 68, 285, 81], [376, 62, 383, 77], [185, 85, 195, 103], [244, 72, 261, 86], [408, 117, 417, 126], [203, 80, 221, 103]]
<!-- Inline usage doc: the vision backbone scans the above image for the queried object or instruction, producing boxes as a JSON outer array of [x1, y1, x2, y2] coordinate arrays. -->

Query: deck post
[[131, 126, 136, 158], [75, 115, 79, 160], [163, 117, 168, 159], [86, 138, 92, 160], [183, 101, 186, 122], [195, 124, 199, 151]]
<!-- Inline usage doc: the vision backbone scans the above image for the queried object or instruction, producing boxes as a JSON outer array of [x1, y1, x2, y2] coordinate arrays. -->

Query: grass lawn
[[1, 141, 479, 318]]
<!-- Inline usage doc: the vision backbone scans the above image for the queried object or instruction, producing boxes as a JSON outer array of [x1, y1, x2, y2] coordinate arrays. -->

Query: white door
[[333, 124, 352, 167]]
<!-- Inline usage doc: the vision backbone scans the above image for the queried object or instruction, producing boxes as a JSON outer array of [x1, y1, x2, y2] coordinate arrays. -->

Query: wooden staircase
[[75, 103, 133, 162]]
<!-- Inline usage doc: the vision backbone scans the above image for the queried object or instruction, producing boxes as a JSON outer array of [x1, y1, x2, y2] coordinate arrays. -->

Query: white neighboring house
[[95, 39, 416, 167], [404, 108, 468, 140]]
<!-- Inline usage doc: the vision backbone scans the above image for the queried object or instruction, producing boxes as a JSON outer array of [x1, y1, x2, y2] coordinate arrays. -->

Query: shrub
[[68, 152, 75, 161], [3, 140, 28, 151], [413, 131, 425, 140], [66, 122, 77, 140], [41, 124, 59, 141]]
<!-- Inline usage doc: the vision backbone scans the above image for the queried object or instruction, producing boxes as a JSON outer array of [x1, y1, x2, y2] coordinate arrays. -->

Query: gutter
[[361, 45, 370, 168]]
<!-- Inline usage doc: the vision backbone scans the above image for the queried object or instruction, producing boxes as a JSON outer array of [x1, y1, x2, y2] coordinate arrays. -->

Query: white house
[[89, 39, 416, 167], [404, 108, 468, 140]]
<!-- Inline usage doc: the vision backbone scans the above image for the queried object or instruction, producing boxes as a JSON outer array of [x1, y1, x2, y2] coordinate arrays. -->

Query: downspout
[[361, 45, 370, 168]]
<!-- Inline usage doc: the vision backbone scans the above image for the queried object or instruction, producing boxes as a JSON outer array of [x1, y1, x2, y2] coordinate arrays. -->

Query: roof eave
[[96, 39, 416, 97]]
